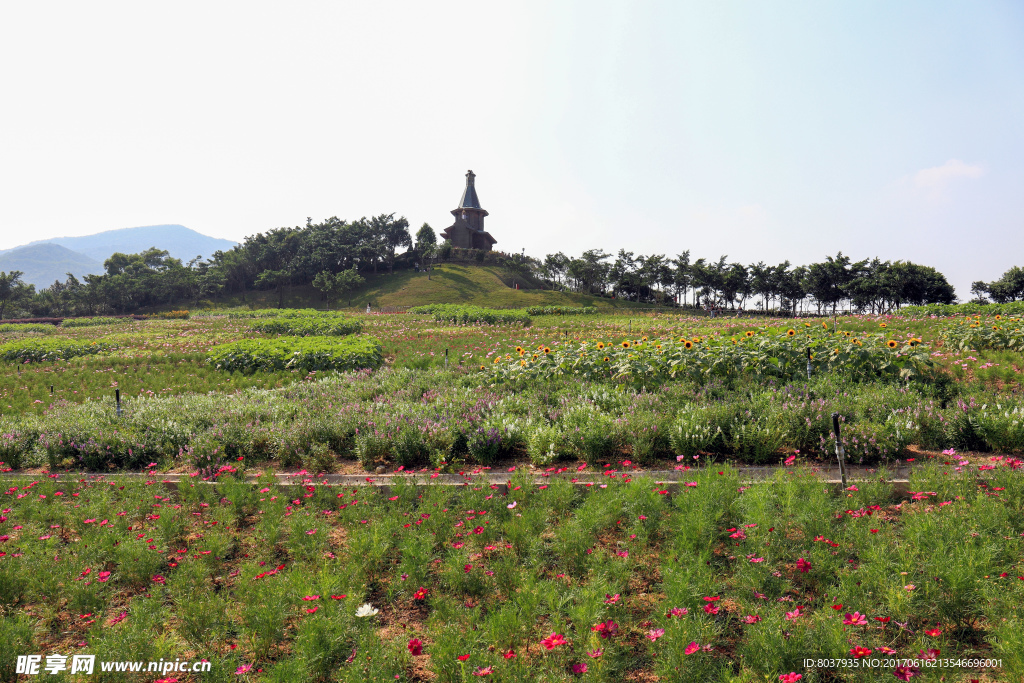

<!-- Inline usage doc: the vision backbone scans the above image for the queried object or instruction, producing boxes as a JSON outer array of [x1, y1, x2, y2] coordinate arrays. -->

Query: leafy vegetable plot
[[409, 304, 532, 326], [207, 335, 383, 373], [0, 337, 117, 363], [250, 315, 363, 337]]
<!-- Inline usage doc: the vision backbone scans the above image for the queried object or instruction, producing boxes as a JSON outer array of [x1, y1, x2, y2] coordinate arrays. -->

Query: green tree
[[312, 268, 364, 309], [254, 269, 291, 307], [0, 271, 34, 319]]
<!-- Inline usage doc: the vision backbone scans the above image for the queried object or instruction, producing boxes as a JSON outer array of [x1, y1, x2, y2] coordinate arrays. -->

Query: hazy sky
[[1, 1, 1021, 298]]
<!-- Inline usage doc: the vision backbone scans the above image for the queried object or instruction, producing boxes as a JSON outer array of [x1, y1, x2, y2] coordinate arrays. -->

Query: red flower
[[413, 587, 429, 601], [684, 641, 700, 655], [831, 604, 843, 610], [502, 650, 516, 659], [471, 667, 493, 677], [874, 616, 891, 623], [924, 628, 941, 637], [457, 654, 471, 661], [305, 607, 318, 614], [850, 646, 872, 658], [704, 603, 719, 615], [796, 558, 812, 573], [151, 574, 166, 585], [778, 675, 802, 683], [591, 620, 619, 639], [540, 633, 566, 650], [408, 638, 423, 656]]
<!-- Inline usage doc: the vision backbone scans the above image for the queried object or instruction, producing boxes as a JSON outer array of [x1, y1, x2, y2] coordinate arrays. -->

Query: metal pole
[[115, 389, 122, 418], [832, 412, 847, 488], [806, 347, 812, 381], [444, 348, 448, 369]]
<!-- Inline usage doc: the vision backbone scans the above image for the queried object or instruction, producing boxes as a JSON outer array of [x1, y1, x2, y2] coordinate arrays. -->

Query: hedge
[[901, 302, 1024, 317], [207, 335, 384, 373], [226, 308, 350, 319]]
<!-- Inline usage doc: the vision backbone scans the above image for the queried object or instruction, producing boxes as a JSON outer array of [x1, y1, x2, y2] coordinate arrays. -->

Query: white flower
[[355, 603, 379, 618]]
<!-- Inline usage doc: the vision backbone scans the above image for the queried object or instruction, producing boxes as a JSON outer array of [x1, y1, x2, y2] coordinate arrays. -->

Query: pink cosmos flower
[[778, 674, 802, 683], [893, 665, 919, 680], [843, 612, 867, 626], [301, 595, 320, 601], [587, 649, 603, 658], [647, 628, 665, 642], [704, 603, 719, 615], [796, 558, 812, 573], [743, 615, 762, 624], [235, 664, 252, 674], [572, 663, 588, 674], [151, 575, 166, 585], [471, 667, 493, 677], [684, 641, 700, 655], [850, 646, 872, 658], [97, 571, 111, 582], [785, 609, 802, 621], [604, 593, 620, 604], [408, 638, 423, 656]]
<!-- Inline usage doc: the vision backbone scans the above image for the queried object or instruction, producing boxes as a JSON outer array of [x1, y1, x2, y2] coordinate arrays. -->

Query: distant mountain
[[1, 225, 238, 264], [0, 243, 103, 288]]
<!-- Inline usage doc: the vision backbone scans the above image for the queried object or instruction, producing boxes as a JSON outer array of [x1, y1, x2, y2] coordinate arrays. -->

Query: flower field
[[1, 461, 1022, 682], [0, 308, 1023, 680]]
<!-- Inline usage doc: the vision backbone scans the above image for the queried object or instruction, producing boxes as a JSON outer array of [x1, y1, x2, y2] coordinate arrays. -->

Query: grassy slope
[[213, 264, 654, 311]]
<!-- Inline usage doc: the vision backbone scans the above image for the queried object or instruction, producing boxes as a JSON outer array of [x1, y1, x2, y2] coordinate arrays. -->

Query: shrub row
[[250, 316, 362, 337], [60, 316, 131, 328], [409, 304, 532, 326], [207, 335, 384, 374], [0, 323, 55, 334], [525, 306, 597, 316], [0, 338, 117, 363], [225, 308, 347, 319], [140, 310, 190, 319]]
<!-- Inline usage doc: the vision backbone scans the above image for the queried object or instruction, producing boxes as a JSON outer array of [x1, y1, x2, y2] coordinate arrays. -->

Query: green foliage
[[409, 304, 532, 326], [940, 315, 1024, 351], [251, 315, 363, 336], [60, 316, 131, 327], [0, 323, 55, 334], [207, 335, 383, 373], [525, 305, 597, 315], [0, 337, 116, 363]]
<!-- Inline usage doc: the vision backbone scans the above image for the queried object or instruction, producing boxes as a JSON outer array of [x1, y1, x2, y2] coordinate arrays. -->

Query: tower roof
[[457, 169, 484, 210]]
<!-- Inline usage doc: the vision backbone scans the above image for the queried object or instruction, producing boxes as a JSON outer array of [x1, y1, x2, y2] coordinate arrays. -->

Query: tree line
[[534, 249, 961, 314], [0, 213, 1020, 318]]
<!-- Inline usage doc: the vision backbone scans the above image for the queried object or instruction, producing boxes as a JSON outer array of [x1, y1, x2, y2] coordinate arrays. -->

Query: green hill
[[0, 243, 103, 288], [213, 264, 653, 311]]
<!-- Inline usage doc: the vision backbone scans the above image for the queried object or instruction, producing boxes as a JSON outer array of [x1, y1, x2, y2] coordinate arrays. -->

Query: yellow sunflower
[[543, 347, 551, 354], [995, 314, 1002, 320], [786, 329, 796, 336], [684, 340, 693, 350], [621, 341, 631, 348], [887, 340, 898, 349], [880, 323, 887, 328], [515, 346, 524, 355], [597, 341, 605, 350], [603, 356, 610, 362], [745, 331, 754, 338]]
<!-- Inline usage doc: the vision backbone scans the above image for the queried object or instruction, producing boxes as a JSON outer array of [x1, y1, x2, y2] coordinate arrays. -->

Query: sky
[[0, 1, 1021, 298]]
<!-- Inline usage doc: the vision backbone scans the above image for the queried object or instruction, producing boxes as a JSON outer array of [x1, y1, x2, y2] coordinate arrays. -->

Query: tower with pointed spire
[[440, 170, 496, 251]]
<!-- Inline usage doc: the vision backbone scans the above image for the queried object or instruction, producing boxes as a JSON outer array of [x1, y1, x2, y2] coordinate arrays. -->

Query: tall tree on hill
[[672, 251, 691, 306], [0, 271, 34, 319]]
